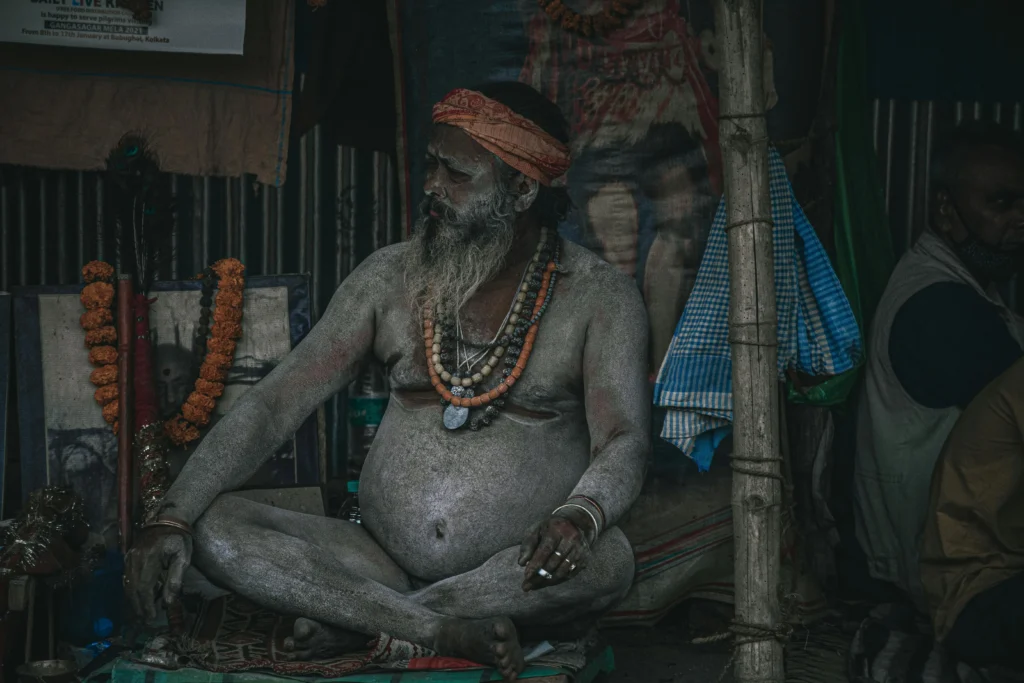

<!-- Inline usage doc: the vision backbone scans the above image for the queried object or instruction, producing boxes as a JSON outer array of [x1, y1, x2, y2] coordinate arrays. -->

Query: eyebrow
[[425, 147, 472, 173]]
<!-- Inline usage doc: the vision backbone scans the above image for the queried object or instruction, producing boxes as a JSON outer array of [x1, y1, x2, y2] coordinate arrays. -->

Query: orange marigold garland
[[80, 309, 113, 330], [194, 378, 225, 398], [88, 346, 118, 366], [165, 258, 246, 446], [85, 326, 118, 347], [78, 258, 246, 447], [90, 365, 118, 387], [537, 0, 641, 38], [81, 262, 120, 434], [94, 385, 119, 405], [82, 261, 115, 283], [102, 400, 120, 425], [81, 282, 115, 310], [164, 416, 200, 449], [206, 338, 237, 357]]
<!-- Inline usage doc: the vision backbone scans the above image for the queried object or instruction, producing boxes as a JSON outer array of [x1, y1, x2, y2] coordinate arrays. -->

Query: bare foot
[[282, 617, 369, 661], [435, 616, 524, 681]]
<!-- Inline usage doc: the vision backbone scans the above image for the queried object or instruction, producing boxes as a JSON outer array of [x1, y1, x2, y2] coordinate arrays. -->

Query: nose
[[424, 167, 446, 199]]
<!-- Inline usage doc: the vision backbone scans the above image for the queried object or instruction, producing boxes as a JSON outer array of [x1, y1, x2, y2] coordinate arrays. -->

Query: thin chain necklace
[[455, 257, 531, 372], [425, 229, 560, 431]]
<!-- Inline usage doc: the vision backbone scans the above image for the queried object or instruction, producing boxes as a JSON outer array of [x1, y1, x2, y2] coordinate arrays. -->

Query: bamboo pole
[[713, 1, 784, 683]]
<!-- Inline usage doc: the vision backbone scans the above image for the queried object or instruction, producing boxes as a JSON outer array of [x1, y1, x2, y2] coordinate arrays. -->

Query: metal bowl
[[15, 660, 79, 683]]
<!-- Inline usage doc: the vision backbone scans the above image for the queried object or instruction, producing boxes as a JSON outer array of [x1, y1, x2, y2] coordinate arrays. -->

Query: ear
[[934, 190, 954, 234], [513, 175, 540, 213]]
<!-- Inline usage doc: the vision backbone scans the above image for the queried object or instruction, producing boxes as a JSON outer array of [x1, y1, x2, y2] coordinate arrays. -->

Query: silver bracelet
[[552, 503, 600, 541]]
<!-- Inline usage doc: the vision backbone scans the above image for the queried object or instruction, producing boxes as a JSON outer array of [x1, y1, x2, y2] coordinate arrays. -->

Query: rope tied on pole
[[724, 217, 775, 232], [692, 619, 794, 647], [690, 620, 795, 683], [730, 453, 786, 482], [690, 593, 801, 683]]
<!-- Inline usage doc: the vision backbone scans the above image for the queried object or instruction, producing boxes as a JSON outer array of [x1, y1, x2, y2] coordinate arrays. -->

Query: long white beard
[[404, 182, 518, 317]]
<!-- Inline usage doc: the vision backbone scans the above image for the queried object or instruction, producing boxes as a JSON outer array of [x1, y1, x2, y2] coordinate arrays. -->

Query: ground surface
[[599, 601, 734, 683]]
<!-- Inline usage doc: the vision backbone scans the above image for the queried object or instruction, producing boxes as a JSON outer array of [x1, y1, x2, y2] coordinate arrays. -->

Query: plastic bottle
[[344, 480, 362, 524], [347, 364, 389, 478]]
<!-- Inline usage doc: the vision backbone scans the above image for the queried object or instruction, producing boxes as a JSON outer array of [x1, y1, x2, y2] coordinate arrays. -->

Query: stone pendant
[[443, 404, 469, 430], [443, 385, 471, 430]]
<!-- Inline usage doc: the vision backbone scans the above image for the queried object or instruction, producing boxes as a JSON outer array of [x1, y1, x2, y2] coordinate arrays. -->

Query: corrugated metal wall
[[872, 98, 1024, 310], [0, 127, 401, 484]]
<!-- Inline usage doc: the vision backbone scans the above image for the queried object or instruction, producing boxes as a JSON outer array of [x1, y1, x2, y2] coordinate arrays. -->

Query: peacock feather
[[105, 135, 175, 295]]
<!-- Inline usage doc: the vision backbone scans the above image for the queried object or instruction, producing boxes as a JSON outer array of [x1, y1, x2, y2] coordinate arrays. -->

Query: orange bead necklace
[[424, 233, 560, 430]]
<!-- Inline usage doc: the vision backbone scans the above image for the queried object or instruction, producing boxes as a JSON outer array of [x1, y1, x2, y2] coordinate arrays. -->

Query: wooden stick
[[116, 275, 134, 554], [713, 1, 784, 683]]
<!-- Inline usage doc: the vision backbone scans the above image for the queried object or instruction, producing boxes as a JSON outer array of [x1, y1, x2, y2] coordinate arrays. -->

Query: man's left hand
[[518, 512, 593, 591]]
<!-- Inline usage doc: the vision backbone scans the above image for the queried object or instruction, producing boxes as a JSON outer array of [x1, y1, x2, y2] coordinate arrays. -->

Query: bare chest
[[373, 288, 586, 415]]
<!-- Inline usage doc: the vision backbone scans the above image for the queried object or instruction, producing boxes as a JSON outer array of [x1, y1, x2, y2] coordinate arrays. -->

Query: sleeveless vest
[[853, 231, 1024, 605]]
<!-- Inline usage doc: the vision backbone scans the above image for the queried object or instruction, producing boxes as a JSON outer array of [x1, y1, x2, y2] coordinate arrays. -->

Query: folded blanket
[[653, 148, 861, 470]]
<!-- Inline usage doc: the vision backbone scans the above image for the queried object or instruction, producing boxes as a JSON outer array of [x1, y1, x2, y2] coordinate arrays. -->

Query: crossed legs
[[192, 496, 634, 676]]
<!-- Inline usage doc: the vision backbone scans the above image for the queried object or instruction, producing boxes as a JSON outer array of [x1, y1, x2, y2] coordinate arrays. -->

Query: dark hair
[[931, 120, 1024, 196], [469, 81, 573, 227]]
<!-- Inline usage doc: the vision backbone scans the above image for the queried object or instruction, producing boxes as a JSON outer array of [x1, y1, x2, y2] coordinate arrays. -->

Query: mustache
[[420, 196, 458, 223]]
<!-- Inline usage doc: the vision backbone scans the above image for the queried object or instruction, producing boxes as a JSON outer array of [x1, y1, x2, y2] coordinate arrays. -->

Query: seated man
[[853, 121, 1024, 603], [124, 81, 649, 681], [919, 357, 1024, 670]]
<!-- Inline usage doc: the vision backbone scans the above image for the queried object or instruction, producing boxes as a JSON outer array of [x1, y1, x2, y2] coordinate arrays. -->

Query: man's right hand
[[124, 528, 193, 623]]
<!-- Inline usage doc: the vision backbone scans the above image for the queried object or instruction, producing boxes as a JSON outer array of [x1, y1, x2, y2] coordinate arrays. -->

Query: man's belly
[[359, 399, 590, 582]]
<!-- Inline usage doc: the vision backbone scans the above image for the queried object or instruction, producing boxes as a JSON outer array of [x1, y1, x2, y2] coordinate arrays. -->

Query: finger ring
[[553, 551, 563, 558], [569, 563, 577, 572], [537, 568, 554, 579]]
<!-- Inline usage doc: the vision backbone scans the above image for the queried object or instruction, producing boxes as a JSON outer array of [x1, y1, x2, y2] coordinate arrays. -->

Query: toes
[[490, 618, 511, 639], [500, 662, 519, 681], [282, 637, 296, 652], [293, 617, 320, 641], [281, 648, 312, 661]]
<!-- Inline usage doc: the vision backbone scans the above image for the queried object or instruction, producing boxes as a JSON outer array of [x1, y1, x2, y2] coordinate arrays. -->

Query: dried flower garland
[[81, 262, 119, 434], [537, 0, 642, 38], [165, 258, 245, 447], [79, 258, 246, 447]]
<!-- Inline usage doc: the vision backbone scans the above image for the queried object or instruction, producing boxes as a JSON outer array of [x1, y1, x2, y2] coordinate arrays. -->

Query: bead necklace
[[425, 231, 560, 431], [430, 228, 551, 389], [453, 260, 529, 373]]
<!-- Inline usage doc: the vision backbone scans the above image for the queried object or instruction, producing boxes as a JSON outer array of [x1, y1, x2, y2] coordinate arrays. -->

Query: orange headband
[[432, 88, 572, 187]]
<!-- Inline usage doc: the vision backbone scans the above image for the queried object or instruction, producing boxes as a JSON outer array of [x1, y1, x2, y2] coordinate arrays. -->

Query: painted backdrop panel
[[391, 0, 823, 372], [15, 275, 318, 548]]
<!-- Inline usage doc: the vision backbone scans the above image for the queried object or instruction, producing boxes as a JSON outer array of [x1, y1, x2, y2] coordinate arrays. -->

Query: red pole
[[116, 276, 134, 554]]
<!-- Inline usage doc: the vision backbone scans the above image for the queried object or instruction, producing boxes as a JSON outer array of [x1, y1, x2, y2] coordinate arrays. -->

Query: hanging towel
[[653, 147, 862, 471]]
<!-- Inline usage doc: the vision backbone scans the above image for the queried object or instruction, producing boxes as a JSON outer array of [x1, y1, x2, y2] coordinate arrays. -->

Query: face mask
[[949, 202, 1024, 282], [950, 234, 1023, 282]]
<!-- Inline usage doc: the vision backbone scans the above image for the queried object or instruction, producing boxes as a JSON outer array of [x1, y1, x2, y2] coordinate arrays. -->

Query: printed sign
[[0, 0, 247, 54]]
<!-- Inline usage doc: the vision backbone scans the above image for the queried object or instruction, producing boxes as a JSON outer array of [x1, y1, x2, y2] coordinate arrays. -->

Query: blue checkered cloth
[[653, 148, 862, 470]]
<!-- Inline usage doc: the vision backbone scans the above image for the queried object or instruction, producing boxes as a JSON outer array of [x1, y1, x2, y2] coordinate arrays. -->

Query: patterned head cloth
[[432, 88, 572, 187]]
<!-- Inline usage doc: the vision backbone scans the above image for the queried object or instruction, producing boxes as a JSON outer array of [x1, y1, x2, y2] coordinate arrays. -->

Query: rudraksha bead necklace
[[425, 230, 561, 430]]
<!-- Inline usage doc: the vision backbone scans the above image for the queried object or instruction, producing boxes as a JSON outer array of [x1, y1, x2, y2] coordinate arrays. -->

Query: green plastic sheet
[[788, 5, 896, 407]]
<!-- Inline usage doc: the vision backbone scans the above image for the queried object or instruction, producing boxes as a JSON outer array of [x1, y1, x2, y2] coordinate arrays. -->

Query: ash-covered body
[[125, 82, 650, 682]]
